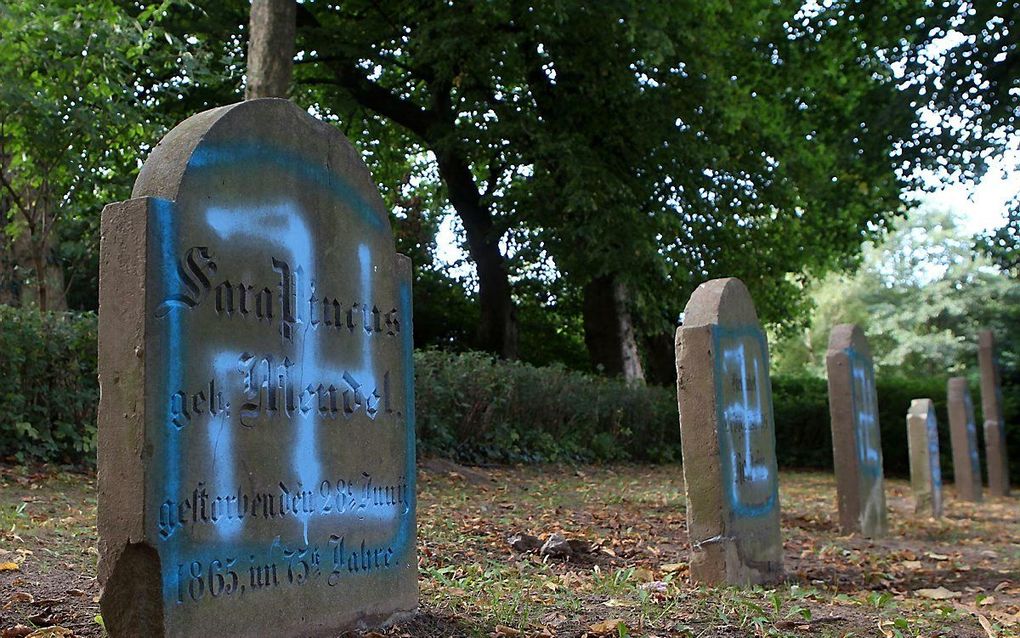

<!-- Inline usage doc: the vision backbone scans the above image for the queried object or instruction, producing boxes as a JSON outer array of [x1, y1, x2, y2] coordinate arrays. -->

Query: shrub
[[0, 306, 1017, 486], [0, 306, 98, 464], [413, 350, 680, 464], [772, 374, 961, 480]]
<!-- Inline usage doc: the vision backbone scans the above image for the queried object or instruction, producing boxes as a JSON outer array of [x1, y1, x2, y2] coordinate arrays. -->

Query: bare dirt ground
[[1, 463, 1017, 637]]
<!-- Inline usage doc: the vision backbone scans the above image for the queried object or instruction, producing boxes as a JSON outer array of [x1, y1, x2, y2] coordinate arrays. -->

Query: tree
[[772, 205, 1020, 378], [0, 0, 207, 311], [146, 1, 1013, 378], [245, 0, 295, 99], [287, 1, 937, 373], [980, 209, 1020, 276], [888, 1, 1020, 261]]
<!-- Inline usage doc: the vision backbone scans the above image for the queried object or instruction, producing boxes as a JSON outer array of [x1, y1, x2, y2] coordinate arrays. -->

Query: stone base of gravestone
[[676, 277, 783, 586], [947, 377, 982, 503], [906, 399, 943, 518], [826, 324, 887, 537]]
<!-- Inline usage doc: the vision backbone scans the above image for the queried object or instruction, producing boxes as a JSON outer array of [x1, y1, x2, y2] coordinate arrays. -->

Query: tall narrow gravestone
[[97, 99, 417, 637], [826, 324, 887, 537], [675, 277, 783, 586], [906, 399, 943, 518], [947, 377, 982, 502], [978, 330, 1010, 496]]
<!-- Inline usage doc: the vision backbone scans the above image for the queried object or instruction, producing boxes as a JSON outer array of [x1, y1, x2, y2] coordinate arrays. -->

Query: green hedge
[[414, 350, 679, 463], [0, 306, 99, 463], [1, 307, 1017, 485]]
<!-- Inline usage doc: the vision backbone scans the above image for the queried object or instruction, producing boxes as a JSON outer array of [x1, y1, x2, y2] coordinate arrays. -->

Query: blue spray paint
[[713, 325, 779, 518], [847, 348, 882, 477], [188, 144, 386, 233]]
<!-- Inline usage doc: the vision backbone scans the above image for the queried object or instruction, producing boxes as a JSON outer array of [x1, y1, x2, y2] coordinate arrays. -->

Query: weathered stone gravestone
[[978, 330, 1011, 497], [906, 399, 943, 518], [825, 324, 887, 537], [947, 377, 982, 502], [97, 99, 417, 637], [675, 277, 783, 586]]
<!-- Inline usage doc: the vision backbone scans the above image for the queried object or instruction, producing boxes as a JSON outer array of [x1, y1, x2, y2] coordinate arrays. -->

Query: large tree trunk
[[0, 194, 17, 306], [245, 0, 296, 99], [435, 154, 518, 358], [14, 231, 66, 311], [583, 274, 644, 383], [293, 5, 519, 358], [643, 332, 677, 387]]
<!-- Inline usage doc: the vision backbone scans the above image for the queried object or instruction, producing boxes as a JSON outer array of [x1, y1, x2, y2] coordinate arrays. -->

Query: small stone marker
[[675, 277, 783, 586], [906, 399, 943, 518], [97, 99, 417, 637], [947, 377, 982, 502], [978, 330, 1011, 497], [825, 324, 887, 537]]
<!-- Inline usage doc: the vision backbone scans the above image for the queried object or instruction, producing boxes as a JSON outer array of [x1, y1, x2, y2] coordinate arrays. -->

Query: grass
[[0, 463, 1017, 637]]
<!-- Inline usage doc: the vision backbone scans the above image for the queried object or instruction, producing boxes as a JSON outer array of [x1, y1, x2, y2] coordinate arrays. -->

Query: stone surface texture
[[675, 277, 783, 586], [947, 377, 983, 503], [826, 324, 888, 537], [978, 330, 1011, 497], [906, 399, 943, 518], [97, 99, 417, 637]]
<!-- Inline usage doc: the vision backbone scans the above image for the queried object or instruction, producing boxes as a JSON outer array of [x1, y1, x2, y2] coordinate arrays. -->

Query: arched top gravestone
[[675, 277, 783, 586], [97, 99, 417, 637], [681, 277, 759, 328], [826, 324, 887, 538], [827, 324, 871, 360]]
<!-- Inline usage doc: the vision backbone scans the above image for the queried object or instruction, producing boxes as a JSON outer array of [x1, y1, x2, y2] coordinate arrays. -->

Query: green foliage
[[286, 0, 932, 353], [0, 0, 213, 311], [4, 310, 1017, 485], [980, 208, 1020, 277], [414, 350, 679, 464], [772, 206, 1020, 379], [0, 306, 97, 463], [773, 373, 1020, 484], [890, 0, 1020, 183]]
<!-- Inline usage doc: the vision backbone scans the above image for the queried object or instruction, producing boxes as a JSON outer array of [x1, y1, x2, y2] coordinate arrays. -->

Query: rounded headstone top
[[682, 277, 759, 328], [947, 376, 969, 398], [827, 323, 872, 359], [131, 98, 392, 235], [979, 329, 995, 349], [908, 398, 935, 417]]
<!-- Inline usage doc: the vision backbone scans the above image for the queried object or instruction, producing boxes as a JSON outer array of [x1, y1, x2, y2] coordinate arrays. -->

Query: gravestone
[[978, 330, 1010, 497], [675, 277, 783, 586], [906, 399, 943, 518], [97, 99, 418, 637], [825, 324, 887, 537], [947, 377, 982, 502]]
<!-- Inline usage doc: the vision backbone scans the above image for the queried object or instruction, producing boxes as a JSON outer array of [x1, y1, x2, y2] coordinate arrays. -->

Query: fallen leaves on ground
[[587, 618, 626, 636], [915, 586, 963, 600], [2, 463, 1019, 638]]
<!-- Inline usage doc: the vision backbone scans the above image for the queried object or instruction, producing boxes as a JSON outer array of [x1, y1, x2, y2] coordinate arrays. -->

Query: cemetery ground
[[0, 463, 1017, 638]]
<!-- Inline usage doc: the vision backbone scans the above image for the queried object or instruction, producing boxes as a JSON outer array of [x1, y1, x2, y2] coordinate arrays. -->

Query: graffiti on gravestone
[[715, 328, 778, 517], [98, 99, 417, 637], [847, 349, 882, 481]]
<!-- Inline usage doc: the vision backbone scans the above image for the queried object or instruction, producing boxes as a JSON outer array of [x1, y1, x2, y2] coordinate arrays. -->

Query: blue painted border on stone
[[187, 143, 387, 233], [153, 196, 188, 602]]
